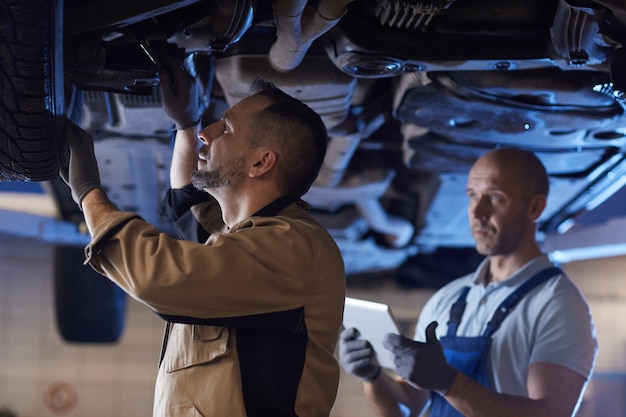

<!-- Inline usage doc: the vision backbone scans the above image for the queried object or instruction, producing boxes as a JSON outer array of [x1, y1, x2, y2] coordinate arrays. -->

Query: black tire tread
[[0, 0, 61, 181]]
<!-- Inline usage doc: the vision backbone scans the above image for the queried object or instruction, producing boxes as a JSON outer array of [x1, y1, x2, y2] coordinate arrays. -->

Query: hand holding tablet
[[342, 297, 404, 370]]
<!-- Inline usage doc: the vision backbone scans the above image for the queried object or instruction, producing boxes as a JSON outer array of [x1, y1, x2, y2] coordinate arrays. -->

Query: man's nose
[[469, 196, 490, 219], [198, 120, 222, 145], [197, 125, 213, 145]]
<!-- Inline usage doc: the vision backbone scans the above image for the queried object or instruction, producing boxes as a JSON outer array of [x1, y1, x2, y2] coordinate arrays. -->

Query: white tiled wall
[[1, 234, 625, 417], [0, 236, 162, 417]]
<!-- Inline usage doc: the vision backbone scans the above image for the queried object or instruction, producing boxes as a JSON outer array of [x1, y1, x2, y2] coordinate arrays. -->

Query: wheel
[[0, 0, 66, 181], [54, 245, 126, 343]]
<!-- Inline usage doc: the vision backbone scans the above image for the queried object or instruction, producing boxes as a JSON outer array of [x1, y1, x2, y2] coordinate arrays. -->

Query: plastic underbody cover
[[214, 54, 357, 130]]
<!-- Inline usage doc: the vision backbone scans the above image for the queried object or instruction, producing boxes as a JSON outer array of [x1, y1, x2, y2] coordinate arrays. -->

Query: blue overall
[[429, 267, 562, 417]]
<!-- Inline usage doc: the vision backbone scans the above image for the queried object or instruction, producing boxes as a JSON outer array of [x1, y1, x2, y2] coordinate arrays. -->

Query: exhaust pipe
[[269, 0, 354, 72]]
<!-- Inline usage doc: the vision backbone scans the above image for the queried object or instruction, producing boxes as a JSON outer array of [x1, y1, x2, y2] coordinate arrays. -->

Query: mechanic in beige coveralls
[[60, 55, 346, 417]]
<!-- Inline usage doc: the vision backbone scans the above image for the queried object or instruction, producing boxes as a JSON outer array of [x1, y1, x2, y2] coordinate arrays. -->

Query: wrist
[[361, 366, 382, 382], [80, 187, 105, 210], [81, 188, 119, 235], [175, 119, 201, 131], [77, 185, 102, 210], [434, 369, 459, 397]]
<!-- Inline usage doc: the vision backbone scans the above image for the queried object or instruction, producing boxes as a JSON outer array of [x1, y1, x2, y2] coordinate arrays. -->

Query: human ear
[[528, 195, 546, 221], [249, 149, 276, 177]]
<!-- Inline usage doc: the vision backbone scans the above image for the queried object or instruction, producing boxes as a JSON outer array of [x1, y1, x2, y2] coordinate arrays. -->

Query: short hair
[[247, 78, 328, 197]]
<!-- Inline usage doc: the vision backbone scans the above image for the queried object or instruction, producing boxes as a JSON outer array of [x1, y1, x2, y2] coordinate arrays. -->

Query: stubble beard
[[475, 237, 497, 256], [473, 223, 523, 257], [191, 156, 247, 191]]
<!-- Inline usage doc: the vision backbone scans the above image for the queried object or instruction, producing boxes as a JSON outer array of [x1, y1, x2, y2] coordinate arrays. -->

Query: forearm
[[444, 373, 558, 417], [81, 188, 120, 235], [170, 127, 200, 189], [363, 373, 430, 417]]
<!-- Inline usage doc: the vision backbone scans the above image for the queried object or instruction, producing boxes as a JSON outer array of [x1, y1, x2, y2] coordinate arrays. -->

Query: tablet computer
[[342, 297, 404, 370]]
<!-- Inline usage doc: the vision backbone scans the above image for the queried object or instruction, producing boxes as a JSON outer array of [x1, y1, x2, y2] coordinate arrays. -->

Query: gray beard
[[190, 155, 247, 191], [191, 170, 229, 190]]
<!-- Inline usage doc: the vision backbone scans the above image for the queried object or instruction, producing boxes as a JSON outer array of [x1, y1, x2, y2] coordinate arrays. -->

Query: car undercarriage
[[2, 0, 626, 283]]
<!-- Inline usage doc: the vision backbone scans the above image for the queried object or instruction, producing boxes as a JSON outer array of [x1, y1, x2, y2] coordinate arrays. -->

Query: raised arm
[[169, 127, 200, 189], [59, 50, 204, 234], [59, 121, 118, 235], [156, 52, 202, 188]]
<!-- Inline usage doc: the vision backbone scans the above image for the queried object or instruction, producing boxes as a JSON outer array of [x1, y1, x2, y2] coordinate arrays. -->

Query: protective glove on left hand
[[338, 327, 382, 382], [383, 321, 457, 396], [59, 121, 101, 208], [157, 53, 202, 130]]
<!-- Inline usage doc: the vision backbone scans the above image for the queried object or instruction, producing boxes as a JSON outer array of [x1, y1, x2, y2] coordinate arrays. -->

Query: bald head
[[466, 147, 549, 261], [473, 148, 549, 199]]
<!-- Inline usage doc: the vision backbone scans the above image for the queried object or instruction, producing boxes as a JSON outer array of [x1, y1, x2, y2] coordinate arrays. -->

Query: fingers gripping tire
[[0, 0, 66, 181]]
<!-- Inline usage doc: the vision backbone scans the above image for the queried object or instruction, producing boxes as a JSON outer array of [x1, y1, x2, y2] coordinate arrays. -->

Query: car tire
[[0, 0, 66, 181], [54, 245, 126, 343]]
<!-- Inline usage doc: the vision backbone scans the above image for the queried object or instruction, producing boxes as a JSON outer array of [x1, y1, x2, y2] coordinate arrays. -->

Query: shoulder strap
[[482, 267, 562, 337], [446, 286, 471, 337]]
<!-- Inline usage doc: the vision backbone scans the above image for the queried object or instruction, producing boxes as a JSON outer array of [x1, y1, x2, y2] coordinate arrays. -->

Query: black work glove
[[383, 321, 457, 396], [59, 121, 101, 208], [157, 53, 202, 130], [338, 327, 382, 382]]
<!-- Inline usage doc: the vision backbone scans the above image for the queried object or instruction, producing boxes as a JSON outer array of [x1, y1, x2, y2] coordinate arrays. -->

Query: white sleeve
[[530, 279, 598, 378]]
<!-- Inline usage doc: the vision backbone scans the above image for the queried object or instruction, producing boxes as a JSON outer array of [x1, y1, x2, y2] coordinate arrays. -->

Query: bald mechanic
[[60, 59, 345, 416], [339, 148, 597, 417]]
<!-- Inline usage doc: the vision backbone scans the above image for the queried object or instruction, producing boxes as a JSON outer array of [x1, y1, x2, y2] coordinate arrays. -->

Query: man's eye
[[223, 124, 229, 133]]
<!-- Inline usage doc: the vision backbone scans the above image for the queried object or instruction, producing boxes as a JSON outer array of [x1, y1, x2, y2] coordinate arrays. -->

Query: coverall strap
[[483, 267, 562, 337]]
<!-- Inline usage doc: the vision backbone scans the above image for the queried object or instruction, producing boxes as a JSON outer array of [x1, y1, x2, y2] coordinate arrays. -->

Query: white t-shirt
[[415, 254, 598, 396]]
